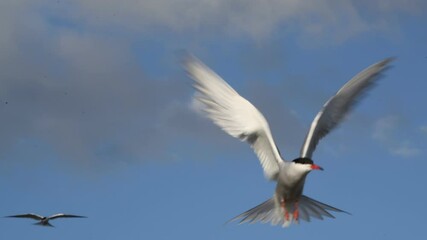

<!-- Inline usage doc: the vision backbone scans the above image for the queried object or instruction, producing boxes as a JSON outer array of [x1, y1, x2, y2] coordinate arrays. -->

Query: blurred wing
[[300, 58, 394, 158], [186, 57, 284, 180], [48, 213, 86, 220], [6, 213, 44, 220]]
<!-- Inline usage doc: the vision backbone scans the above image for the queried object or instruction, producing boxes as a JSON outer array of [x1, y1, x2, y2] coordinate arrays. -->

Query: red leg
[[280, 199, 290, 221], [293, 201, 299, 223]]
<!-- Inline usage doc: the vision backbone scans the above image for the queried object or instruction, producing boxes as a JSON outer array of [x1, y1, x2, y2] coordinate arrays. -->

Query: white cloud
[[59, 0, 427, 42], [372, 115, 399, 142], [0, 3, 202, 168], [391, 144, 421, 158], [1, 0, 425, 168], [3, 0, 426, 45], [372, 116, 422, 158]]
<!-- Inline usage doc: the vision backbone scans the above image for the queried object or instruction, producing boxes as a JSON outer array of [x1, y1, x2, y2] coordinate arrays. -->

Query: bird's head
[[292, 157, 323, 172]]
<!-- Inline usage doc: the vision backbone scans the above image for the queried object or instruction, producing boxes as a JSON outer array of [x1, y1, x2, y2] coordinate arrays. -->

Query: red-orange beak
[[311, 164, 324, 171]]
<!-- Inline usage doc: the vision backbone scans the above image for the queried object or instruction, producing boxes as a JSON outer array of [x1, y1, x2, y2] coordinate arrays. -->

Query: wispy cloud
[[0, 2, 204, 168], [50, 0, 427, 43], [372, 116, 422, 158], [0, 7, 303, 169], [0, 0, 425, 169], [391, 144, 421, 158]]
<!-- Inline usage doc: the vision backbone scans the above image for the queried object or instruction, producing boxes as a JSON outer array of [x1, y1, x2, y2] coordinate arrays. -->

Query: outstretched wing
[[48, 213, 86, 220], [300, 58, 394, 158], [186, 56, 284, 180], [6, 213, 44, 220]]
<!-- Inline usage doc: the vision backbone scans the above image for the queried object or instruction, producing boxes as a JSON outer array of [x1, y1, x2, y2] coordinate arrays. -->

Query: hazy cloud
[[391, 144, 421, 158], [372, 116, 422, 158], [0, 32, 185, 167], [0, 7, 302, 169], [51, 0, 427, 42], [0, 1, 201, 168], [1, 0, 424, 169]]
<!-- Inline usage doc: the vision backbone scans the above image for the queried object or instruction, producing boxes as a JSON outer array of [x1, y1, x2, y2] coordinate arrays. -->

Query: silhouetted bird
[[6, 213, 86, 227]]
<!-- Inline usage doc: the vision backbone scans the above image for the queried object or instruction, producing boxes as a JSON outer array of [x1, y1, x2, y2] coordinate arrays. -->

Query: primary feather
[[186, 57, 284, 180], [6, 213, 44, 220], [300, 58, 394, 158], [48, 213, 86, 220]]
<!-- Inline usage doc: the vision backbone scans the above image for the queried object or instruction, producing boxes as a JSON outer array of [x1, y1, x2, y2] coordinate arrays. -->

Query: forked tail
[[228, 195, 349, 227], [34, 222, 54, 227]]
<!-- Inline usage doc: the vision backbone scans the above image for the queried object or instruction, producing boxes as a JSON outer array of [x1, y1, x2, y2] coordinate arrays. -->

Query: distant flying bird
[[6, 213, 86, 227], [185, 56, 393, 227]]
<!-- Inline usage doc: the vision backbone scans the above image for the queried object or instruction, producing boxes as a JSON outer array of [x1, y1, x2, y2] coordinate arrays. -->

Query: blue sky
[[1, 0, 427, 239]]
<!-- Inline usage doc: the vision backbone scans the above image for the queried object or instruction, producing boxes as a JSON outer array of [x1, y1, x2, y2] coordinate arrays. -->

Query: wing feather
[[186, 57, 284, 180], [6, 213, 44, 220], [48, 213, 86, 220], [300, 58, 394, 158]]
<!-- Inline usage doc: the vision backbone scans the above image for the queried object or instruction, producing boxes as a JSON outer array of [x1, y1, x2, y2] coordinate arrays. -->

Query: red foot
[[281, 199, 290, 222], [293, 201, 299, 223], [285, 211, 290, 221], [293, 209, 299, 222]]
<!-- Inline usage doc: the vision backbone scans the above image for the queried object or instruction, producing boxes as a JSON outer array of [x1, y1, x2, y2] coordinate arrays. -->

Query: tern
[[185, 56, 393, 227], [6, 213, 86, 227]]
